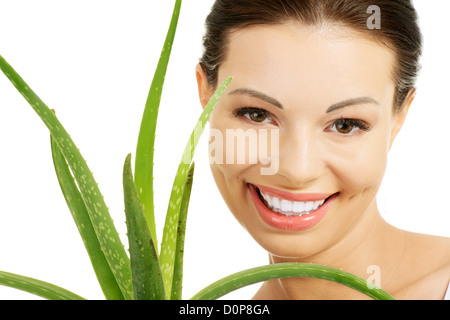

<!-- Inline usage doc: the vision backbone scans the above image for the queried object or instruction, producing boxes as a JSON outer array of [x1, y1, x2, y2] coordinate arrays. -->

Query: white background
[[0, 0, 448, 300]]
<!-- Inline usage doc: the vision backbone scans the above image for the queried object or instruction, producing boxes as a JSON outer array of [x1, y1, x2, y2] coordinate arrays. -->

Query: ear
[[389, 88, 416, 150], [195, 63, 213, 109]]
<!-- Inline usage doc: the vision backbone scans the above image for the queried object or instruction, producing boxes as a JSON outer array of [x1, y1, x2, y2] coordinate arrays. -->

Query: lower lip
[[248, 184, 338, 231]]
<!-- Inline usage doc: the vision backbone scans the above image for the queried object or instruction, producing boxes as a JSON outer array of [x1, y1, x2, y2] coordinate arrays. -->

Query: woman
[[195, 0, 450, 299]]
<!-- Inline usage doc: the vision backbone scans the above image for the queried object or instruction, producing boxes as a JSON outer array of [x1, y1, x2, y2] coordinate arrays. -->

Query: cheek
[[207, 124, 248, 213], [208, 114, 251, 224], [328, 131, 389, 198], [337, 149, 386, 191], [207, 124, 276, 229], [209, 162, 250, 230]]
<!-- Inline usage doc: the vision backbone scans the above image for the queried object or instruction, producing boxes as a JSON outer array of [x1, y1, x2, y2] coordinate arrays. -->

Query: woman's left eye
[[327, 118, 370, 135], [233, 107, 273, 124]]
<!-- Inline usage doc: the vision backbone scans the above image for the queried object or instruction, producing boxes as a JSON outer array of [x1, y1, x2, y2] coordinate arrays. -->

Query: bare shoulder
[[413, 233, 450, 266], [394, 232, 450, 300]]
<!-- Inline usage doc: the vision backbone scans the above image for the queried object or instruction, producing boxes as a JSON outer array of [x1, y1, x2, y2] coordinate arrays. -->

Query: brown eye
[[329, 118, 370, 135], [248, 109, 269, 122], [234, 107, 272, 123], [335, 121, 353, 134]]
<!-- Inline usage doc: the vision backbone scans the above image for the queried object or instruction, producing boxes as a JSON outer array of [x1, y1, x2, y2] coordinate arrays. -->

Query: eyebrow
[[326, 96, 380, 113], [228, 88, 284, 109], [229, 88, 379, 113]]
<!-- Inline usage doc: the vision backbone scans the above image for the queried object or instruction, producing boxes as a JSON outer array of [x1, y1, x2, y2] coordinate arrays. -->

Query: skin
[[196, 22, 450, 300]]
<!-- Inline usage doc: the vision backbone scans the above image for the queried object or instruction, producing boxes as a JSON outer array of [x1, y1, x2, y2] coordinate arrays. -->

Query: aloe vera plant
[[0, 1, 395, 300]]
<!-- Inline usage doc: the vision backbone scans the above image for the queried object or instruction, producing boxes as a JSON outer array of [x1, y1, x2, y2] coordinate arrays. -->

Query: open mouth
[[248, 183, 339, 231], [255, 187, 333, 217]]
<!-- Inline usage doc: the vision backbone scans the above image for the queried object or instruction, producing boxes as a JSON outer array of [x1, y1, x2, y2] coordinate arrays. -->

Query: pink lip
[[248, 183, 339, 231]]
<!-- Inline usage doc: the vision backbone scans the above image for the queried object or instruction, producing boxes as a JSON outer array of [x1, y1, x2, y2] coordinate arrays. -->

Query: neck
[[265, 201, 405, 299]]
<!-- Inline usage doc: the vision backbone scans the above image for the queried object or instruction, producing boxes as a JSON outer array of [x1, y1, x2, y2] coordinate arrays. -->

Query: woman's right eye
[[233, 107, 273, 124]]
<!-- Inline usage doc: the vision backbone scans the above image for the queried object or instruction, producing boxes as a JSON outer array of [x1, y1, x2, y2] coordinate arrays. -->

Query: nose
[[275, 128, 325, 188]]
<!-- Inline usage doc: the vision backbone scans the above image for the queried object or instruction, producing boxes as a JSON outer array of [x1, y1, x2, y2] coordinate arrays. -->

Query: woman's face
[[197, 22, 411, 259]]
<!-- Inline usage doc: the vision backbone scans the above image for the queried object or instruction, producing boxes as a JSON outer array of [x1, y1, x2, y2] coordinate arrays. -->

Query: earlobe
[[389, 88, 416, 150], [195, 63, 212, 109]]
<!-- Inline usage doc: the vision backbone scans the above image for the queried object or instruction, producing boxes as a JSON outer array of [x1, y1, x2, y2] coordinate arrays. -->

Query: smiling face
[[196, 22, 412, 260]]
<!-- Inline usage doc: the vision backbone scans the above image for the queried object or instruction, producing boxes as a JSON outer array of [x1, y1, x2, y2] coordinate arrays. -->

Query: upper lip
[[250, 183, 334, 202]]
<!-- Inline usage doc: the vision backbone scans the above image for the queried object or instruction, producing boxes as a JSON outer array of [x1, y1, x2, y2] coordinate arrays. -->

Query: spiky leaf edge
[[0, 55, 133, 300], [123, 154, 166, 300], [50, 134, 124, 300], [159, 76, 232, 298], [170, 162, 195, 300], [134, 0, 182, 254]]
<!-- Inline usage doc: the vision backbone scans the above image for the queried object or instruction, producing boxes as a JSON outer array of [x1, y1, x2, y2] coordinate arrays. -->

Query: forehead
[[219, 22, 396, 108]]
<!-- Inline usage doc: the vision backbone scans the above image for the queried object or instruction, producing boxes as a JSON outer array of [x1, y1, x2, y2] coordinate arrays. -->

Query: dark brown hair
[[200, 0, 422, 111]]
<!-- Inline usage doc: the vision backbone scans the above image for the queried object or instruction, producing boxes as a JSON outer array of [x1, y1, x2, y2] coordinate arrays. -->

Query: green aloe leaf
[[123, 154, 166, 300], [190, 262, 395, 300], [0, 54, 133, 300], [159, 76, 232, 299], [50, 135, 124, 300], [170, 162, 195, 300], [0, 270, 85, 300], [134, 0, 182, 252]]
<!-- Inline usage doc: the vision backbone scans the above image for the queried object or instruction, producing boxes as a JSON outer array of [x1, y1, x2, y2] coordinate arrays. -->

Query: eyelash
[[328, 118, 371, 135], [233, 107, 274, 124], [233, 107, 371, 134]]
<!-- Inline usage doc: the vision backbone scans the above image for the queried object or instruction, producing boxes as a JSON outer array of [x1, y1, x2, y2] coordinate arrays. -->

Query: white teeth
[[280, 199, 292, 212], [271, 196, 280, 209], [293, 201, 305, 212], [260, 191, 325, 217], [304, 201, 313, 212]]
